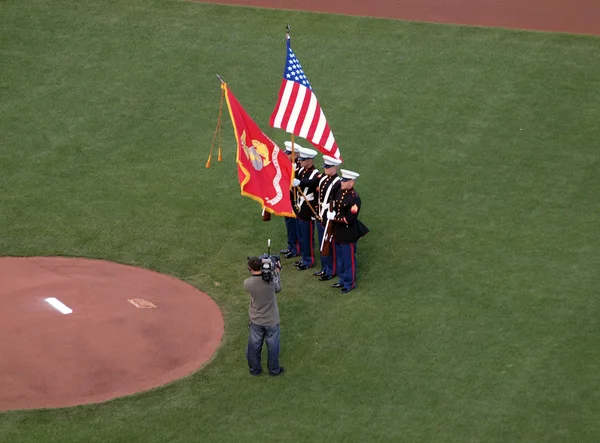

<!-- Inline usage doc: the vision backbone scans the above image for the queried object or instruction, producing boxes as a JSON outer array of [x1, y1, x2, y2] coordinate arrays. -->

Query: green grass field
[[1, 0, 599, 441]]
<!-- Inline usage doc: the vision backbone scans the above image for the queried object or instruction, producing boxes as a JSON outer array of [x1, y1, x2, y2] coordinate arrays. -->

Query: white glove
[[327, 210, 336, 221], [292, 178, 301, 187], [305, 193, 314, 202]]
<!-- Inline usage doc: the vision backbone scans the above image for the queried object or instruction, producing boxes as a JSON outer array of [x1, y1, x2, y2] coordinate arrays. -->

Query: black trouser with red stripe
[[297, 217, 315, 267], [316, 222, 336, 277], [284, 217, 300, 256], [335, 242, 356, 290]]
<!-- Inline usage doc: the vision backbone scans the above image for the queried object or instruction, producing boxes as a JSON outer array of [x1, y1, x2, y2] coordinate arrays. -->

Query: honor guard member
[[327, 169, 368, 293], [313, 155, 342, 281], [280, 141, 302, 258], [291, 146, 319, 270]]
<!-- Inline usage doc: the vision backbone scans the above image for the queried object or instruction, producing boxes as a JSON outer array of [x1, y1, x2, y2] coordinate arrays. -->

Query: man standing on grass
[[280, 142, 301, 258], [328, 169, 368, 294], [244, 256, 285, 376], [291, 146, 320, 271], [295, 155, 342, 281]]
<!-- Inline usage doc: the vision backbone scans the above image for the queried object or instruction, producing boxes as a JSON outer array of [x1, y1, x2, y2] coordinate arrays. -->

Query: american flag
[[270, 36, 341, 160]]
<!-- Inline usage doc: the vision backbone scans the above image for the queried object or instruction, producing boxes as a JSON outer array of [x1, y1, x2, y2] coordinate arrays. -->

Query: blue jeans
[[247, 322, 282, 375]]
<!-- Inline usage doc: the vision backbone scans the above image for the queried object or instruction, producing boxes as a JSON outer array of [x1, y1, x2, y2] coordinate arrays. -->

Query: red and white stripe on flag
[[270, 38, 341, 160]]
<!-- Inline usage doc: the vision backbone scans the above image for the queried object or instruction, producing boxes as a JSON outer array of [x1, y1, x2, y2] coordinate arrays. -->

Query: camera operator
[[244, 256, 285, 376]]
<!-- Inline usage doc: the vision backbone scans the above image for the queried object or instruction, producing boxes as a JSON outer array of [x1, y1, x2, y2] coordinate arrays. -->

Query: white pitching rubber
[[45, 297, 73, 315]]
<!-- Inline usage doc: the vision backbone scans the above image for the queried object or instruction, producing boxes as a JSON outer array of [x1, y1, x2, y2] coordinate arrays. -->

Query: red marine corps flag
[[221, 82, 295, 217]]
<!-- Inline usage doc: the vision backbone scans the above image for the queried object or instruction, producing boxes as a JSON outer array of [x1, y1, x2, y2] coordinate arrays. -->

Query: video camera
[[259, 239, 281, 283]]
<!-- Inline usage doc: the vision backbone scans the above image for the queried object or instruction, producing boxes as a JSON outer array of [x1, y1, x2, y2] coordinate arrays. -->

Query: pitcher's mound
[[0, 256, 224, 411]]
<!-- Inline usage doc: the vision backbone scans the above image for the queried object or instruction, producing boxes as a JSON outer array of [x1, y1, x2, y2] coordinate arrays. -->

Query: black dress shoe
[[340, 287, 354, 294], [285, 252, 298, 259], [297, 264, 310, 271], [331, 283, 343, 288], [293, 260, 303, 267], [319, 275, 333, 281], [280, 248, 291, 255], [313, 270, 325, 277]]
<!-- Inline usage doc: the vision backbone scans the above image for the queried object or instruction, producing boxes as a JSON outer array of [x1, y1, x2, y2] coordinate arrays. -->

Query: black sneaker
[[270, 367, 285, 376]]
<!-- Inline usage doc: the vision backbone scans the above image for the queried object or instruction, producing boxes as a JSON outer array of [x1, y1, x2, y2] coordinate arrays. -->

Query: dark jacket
[[317, 174, 342, 224], [332, 188, 364, 244], [295, 166, 319, 221]]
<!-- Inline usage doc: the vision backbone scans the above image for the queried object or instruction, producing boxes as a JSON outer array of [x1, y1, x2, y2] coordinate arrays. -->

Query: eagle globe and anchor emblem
[[240, 130, 271, 171], [238, 130, 284, 207]]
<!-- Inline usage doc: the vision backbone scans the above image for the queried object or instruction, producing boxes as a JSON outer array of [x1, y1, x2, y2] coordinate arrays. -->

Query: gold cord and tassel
[[206, 85, 225, 168]]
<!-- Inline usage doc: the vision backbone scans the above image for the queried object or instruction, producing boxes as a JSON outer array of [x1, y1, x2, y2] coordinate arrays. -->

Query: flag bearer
[[291, 147, 319, 270]]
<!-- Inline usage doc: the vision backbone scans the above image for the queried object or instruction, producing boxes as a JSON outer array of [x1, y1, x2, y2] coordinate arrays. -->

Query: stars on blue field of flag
[[285, 47, 312, 90]]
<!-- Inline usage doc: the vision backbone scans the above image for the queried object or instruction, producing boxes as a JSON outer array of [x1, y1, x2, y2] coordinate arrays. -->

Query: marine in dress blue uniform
[[292, 147, 320, 270], [327, 169, 365, 293], [307, 155, 342, 281], [280, 142, 301, 258]]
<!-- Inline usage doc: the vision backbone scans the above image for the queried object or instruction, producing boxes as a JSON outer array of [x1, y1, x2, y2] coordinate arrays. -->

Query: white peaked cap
[[297, 146, 318, 160], [283, 141, 304, 153], [340, 169, 360, 180], [322, 155, 342, 167]]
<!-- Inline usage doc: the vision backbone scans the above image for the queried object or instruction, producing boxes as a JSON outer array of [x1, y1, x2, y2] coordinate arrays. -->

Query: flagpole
[[262, 206, 271, 222], [294, 186, 320, 222], [286, 25, 299, 209]]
